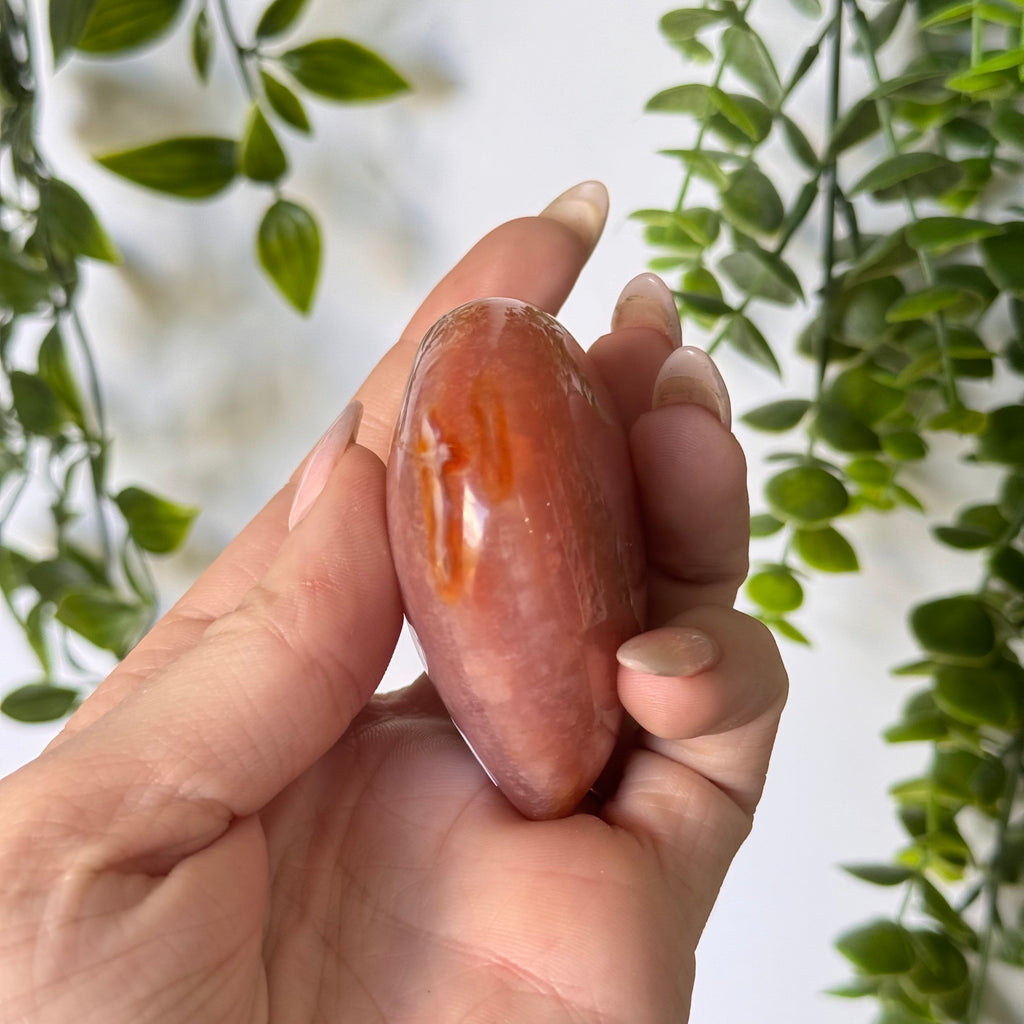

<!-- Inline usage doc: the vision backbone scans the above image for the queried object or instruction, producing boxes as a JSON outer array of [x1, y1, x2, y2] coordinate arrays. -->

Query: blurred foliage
[[644, 0, 1024, 1018], [0, 0, 407, 723]]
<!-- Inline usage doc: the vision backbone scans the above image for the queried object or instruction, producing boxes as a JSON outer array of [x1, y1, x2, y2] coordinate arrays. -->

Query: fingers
[[602, 606, 787, 916], [57, 184, 607, 736], [355, 181, 608, 460], [37, 443, 403, 863]]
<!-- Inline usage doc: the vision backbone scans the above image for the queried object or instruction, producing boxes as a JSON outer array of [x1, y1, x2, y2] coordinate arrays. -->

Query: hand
[[0, 182, 787, 1024]]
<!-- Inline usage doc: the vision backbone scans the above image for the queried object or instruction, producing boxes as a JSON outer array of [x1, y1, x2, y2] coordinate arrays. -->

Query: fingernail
[[652, 346, 731, 428], [288, 400, 363, 531], [538, 180, 609, 252], [616, 626, 719, 677], [611, 272, 682, 348]]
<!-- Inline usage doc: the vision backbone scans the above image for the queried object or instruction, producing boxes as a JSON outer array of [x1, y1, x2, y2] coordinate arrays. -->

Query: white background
[[2, 0, 1020, 1020]]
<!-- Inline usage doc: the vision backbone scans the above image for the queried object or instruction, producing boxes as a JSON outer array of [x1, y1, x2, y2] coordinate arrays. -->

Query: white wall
[[2, 1, 1014, 1020]]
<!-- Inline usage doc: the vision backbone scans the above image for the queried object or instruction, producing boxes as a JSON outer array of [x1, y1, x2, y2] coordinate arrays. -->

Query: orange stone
[[386, 298, 644, 818]]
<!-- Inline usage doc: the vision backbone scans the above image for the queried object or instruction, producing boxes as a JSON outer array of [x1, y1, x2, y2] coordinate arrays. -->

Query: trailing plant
[[0, 0, 408, 723], [643, 0, 1024, 1020]]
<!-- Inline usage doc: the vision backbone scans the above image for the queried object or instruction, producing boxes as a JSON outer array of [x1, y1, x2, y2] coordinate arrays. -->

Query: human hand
[[0, 182, 787, 1024]]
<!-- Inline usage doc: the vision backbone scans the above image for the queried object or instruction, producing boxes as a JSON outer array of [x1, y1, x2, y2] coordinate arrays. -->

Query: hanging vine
[[643, 0, 1024, 1019]]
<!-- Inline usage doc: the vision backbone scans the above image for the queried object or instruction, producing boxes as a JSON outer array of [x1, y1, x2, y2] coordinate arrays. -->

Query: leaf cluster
[[646, 0, 1024, 1017], [52, 0, 410, 312], [1, 0, 198, 722]]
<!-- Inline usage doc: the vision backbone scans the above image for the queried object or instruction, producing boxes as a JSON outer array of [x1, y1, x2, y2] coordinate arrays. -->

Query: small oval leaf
[[257, 199, 321, 313]]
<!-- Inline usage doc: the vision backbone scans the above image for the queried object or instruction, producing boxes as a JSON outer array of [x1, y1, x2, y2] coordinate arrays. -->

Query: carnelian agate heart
[[386, 298, 645, 819]]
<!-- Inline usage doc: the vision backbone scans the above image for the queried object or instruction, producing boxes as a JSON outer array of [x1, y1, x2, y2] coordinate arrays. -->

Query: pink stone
[[386, 298, 645, 819]]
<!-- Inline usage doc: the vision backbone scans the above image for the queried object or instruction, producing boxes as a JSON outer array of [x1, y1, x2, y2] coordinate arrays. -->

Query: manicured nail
[[538, 180, 609, 252], [611, 272, 682, 348], [652, 346, 731, 428], [288, 400, 363, 530], [616, 626, 719, 677]]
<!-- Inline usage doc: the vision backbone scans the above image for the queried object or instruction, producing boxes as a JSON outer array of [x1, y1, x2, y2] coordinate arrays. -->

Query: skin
[[0, 210, 788, 1024]]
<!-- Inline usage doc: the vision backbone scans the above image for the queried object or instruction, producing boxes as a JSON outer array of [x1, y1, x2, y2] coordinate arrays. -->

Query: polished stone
[[386, 298, 644, 818]]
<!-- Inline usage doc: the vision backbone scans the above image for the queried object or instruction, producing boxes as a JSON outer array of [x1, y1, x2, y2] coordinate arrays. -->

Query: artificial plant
[[0, 0, 407, 721], [643, 0, 1024, 1019]]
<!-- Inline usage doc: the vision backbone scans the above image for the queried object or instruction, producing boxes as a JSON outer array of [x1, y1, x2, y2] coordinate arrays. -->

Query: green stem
[[971, 3, 984, 66], [214, 0, 258, 99]]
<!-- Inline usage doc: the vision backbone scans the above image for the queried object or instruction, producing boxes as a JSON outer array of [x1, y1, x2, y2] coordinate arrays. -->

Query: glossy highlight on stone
[[386, 298, 645, 819]]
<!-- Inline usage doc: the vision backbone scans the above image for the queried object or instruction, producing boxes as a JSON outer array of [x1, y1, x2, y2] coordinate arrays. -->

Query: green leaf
[[659, 148, 739, 188], [812, 403, 880, 453], [980, 223, 1024, 295], [992, 103, 1024, 148], [10, 371, 66, 436], [885, 286, 962, 322], [827, 365, 903, 424], [721, 314, 781, 376], [787, 0, 823, 16], [115, 486, 198, 554], [862, 0, 907, 50], [934, 662, 1024, 728], [77, 0, 186, 55], [977, 405, 1024, 464], [908, 930, 969, 994], [27, 557, 96, 604], [191, 8, 213, 82], [39, 179, 120, 263], [770, 617, 811, 644], [905, 217, 1004, 254], [881, 430, 927, 461], [255, 0, 309, 40], [750, 513, 784, 537], [766, 465, 849, 524], [240, 105, 288, 183], [0, 254, 52, 314], [991, 546, 1024, 590], [850, 152, 963, 201], [741, 398, 812, 432], [260, 69, 312, 133], [97, 137, 238, 199], [659, 8, 728, 40], [722, 25, 782, 106], [37, 325, 85, 427], [719, 236, 803, 305], [722, 165, 785, 235], [828, 98, 881, 156], [910, 595, 996, 662], [280, 38, 409, 101], [794, 525, 859, 572], [49, 0, 99, 63], [845, 457, 891, 486], [836, 919, 916, 975], [258, 199, 321, 313], [56, 587, 149, 657], [677, 266, 728, 324], [746, 566, 804, 613], [1, 682, 79, 723], [779, 114, 819, 170], [842, 863, 915, 886], [834, 276, 906, 344]]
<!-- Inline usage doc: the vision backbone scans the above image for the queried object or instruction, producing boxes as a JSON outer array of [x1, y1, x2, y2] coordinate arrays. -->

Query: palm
[[256, 683, 703, 1024]]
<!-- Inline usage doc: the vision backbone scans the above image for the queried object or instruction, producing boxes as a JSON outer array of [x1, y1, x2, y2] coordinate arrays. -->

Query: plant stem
[[214, 0, 258, 99]]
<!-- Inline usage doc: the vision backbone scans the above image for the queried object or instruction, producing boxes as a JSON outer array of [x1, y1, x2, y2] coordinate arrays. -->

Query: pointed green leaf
[[10, 371, 67, 436], [260, 69, 312, 133], [39, 179, 120, 263], [255, 0, 309, 39], [97, 137, 238, 198], [766, 465, 849, 523], [191, 8, 213, 82], [905, 217, 1004, 254], [991, 546, 1024, 591], [722, 314, 781, 376], [750, 513, 785, 537], [240, 105, 288, 182], [934, 662, 1024, 728], [850, 152, 963, 200], [977, 405, 1024, 464], [881, 430, 928, 461], [722, 25, 782, 106], [77, 0, 186, 54], [741, 398, 812, 432], [779, 114, 819, 169], [980, 223, 1024, 294], [0, 254, 53, 313], [659, 8, 728, 40], [1, 682, 79, 723], [842, 864, 915, 886], [794, 525, 859, 572], [50, 0, 99, 63], [828, 98, 881, 156], [885, 286, 962, 322], [56, 586, 149, 657], [828, 365, 903, 424], [910, 596, 996, 662], [115, 486, 198, 554], [813, 403, 880, 453], [280, 38, 409, 101], [257, 199, 321, 313], [37, 326, 85, 427], [746, 566, 803, 613], [836, 920, 916, 975], [992, 103, 1024, 148], [908, 930, 969, 994], [722, 165, 785, 235], [719, 240, 803, 304]]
